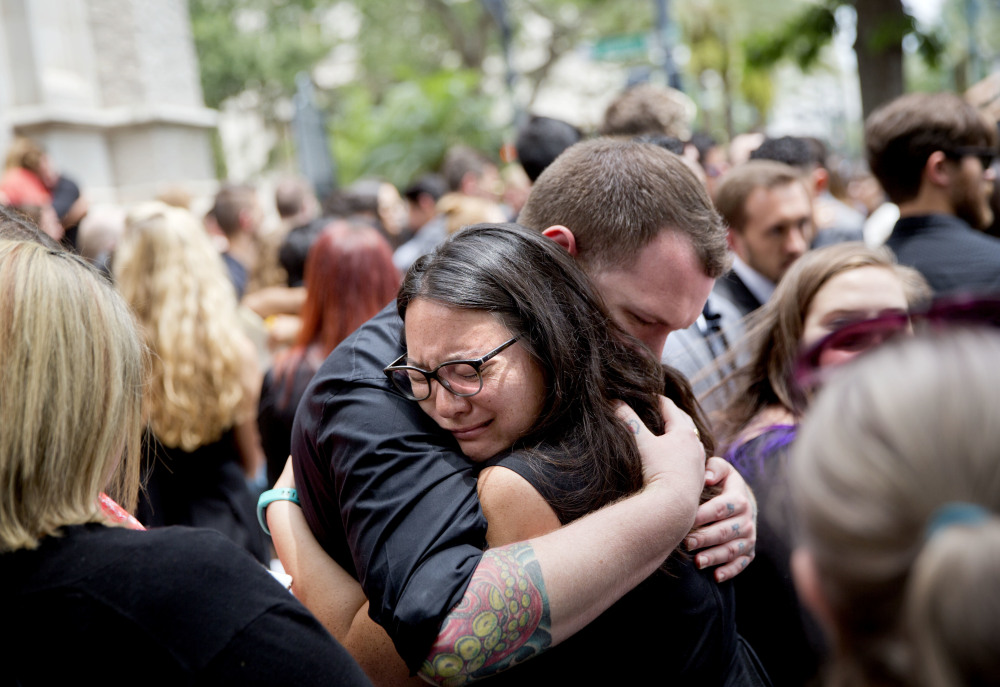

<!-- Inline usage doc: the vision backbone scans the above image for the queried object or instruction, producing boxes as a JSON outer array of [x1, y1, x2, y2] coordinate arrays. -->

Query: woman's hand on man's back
[[616, 396, 706, 532], [616, 396, 758, 583]]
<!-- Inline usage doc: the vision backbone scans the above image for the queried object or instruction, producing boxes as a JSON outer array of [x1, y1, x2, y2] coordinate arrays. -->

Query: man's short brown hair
[[441, 145, 495, 193], [713, 160, 805, 234], [518, 137, 728, 277], [865, 92, 999, 204], [600, 84, 694, 140], [212, 184, 257, 238]]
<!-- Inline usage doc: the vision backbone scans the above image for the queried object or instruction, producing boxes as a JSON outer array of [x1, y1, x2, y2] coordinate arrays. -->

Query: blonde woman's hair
[[113, 202, 246, 451], [790, 329, 1000, 687], [0, 240, 146, 552], [437, 193, 507, 235], [4, 136, 45, 172], [710, 242, 930, 447]]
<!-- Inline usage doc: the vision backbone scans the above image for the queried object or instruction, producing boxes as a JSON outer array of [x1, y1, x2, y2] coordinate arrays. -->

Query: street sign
[[591, 33, 649, 62]]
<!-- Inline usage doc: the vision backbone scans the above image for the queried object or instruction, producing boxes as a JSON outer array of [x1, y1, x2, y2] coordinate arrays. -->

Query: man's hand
[[684, 457, 757, 582]]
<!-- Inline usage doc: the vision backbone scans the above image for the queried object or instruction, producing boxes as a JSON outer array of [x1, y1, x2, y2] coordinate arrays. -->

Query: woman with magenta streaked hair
[[709, 242, 929, 687], [258, 219, 400, 487], [790, 328, 1000, 687]]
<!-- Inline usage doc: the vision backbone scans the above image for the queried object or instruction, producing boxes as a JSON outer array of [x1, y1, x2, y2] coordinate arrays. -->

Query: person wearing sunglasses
[[789, 328, 1000, 687], [866, 91, 1000, 295], [708, 242, 929, 687], [381, 223, 768, 685]]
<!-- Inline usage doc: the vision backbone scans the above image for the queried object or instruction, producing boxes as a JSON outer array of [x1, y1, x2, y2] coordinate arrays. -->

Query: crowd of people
[[2, 80, 1000, 687]]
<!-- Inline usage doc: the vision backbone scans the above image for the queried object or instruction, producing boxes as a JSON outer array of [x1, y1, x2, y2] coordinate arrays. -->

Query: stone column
[[0, 0, 218, 204]]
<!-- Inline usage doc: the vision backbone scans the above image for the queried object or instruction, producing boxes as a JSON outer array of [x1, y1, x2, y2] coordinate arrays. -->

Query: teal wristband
[[257, 487, 300, 536]]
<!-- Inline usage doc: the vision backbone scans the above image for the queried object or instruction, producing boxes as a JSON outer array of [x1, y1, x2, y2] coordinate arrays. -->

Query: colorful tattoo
[[420, 542, 551, 685], [626, 419, 640, 435]]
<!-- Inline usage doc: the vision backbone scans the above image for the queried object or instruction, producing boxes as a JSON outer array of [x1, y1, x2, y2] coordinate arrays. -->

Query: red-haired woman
[[259, 219, 400, 486]]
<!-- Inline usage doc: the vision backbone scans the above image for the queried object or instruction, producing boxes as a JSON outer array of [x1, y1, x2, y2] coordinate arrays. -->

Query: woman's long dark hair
[[398, 223, 713, 523]]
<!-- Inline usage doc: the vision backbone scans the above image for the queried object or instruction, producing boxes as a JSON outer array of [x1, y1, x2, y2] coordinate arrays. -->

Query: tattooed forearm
[[420, 542, 552, 685]]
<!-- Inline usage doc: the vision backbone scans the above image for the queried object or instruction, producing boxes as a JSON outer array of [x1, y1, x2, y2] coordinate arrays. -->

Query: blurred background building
[[0, 0, 217, 203]]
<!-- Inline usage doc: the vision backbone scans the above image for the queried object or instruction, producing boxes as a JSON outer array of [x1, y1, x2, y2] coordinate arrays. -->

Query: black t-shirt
[[259, 359, 321, 488], [2, 523, 372, 686], [137, 429, 268, 564], [480, 450, 755, 686], [291, 304, 487, 670]]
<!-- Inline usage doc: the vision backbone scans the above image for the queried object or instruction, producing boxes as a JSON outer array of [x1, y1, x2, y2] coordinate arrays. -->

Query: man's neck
[[896, 187, 954, 219], [227, 233, 256, 270]]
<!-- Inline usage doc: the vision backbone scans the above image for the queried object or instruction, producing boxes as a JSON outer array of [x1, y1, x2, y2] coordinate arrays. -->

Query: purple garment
[[725, 424, 797, 479], [725, 422, 827, 686]]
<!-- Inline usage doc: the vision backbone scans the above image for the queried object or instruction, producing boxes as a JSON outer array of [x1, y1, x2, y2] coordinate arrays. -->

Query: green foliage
[[190, 0, 333, 109], [676, 0, 810, 136], [745, 2, 837, 70], [329, 70, 503, 188], [744, 0, 944, 72], [864, 8, 943, 66], [737, 65, 774, 122]]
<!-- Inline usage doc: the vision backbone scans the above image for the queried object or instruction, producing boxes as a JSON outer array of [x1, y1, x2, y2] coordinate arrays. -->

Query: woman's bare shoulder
[[477, 465, 561, 547]]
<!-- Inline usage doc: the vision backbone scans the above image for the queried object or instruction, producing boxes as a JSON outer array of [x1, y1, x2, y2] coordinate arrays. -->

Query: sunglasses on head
[[942, 146, 997, 170], [794, 294, 1000, 390]]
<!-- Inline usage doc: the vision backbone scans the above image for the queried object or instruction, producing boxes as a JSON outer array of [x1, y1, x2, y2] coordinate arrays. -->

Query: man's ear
[[791, 547, 836, 638], [726, 228, 741, 255], [924, 150, 953, 189], [542, 225, 578, 257], [238, 208, 254, 233], [811, 167, 829, 195]]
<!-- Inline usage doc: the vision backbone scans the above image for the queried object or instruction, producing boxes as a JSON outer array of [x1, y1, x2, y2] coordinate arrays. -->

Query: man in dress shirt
[[712, 160, 815, 317]]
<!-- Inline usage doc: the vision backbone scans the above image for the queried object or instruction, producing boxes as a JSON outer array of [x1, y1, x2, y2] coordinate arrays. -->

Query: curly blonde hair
[[113, 202, 246, 451]]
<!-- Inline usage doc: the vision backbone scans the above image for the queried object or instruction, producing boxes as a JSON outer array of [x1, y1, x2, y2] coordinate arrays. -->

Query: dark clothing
[[886, 214, 1000, 295], [293, 304, 771, 682], [1, 524, 372, 686], [713, 271, 764, 318], [280, 219, 325, 287], [137, 430, 268, 564], [50, 175, 82, 249], [259, 358, 320, 488], [222, 252, 248, 300], [481, 451, 773, 686], [727, 426, 825, 687], [292, 304, 486, 671], [811, 226, 864, 248]]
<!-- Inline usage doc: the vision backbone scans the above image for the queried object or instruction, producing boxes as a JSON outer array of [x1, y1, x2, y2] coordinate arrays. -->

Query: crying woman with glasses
[[707, 241, 930, 687], [381, 223, 769, 685]]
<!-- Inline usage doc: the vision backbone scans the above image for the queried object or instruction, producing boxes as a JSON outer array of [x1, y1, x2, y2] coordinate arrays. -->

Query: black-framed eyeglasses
[[942, 146, 997, 170], [793, 294, 1000, 390], [383, 337, 520, 401]]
